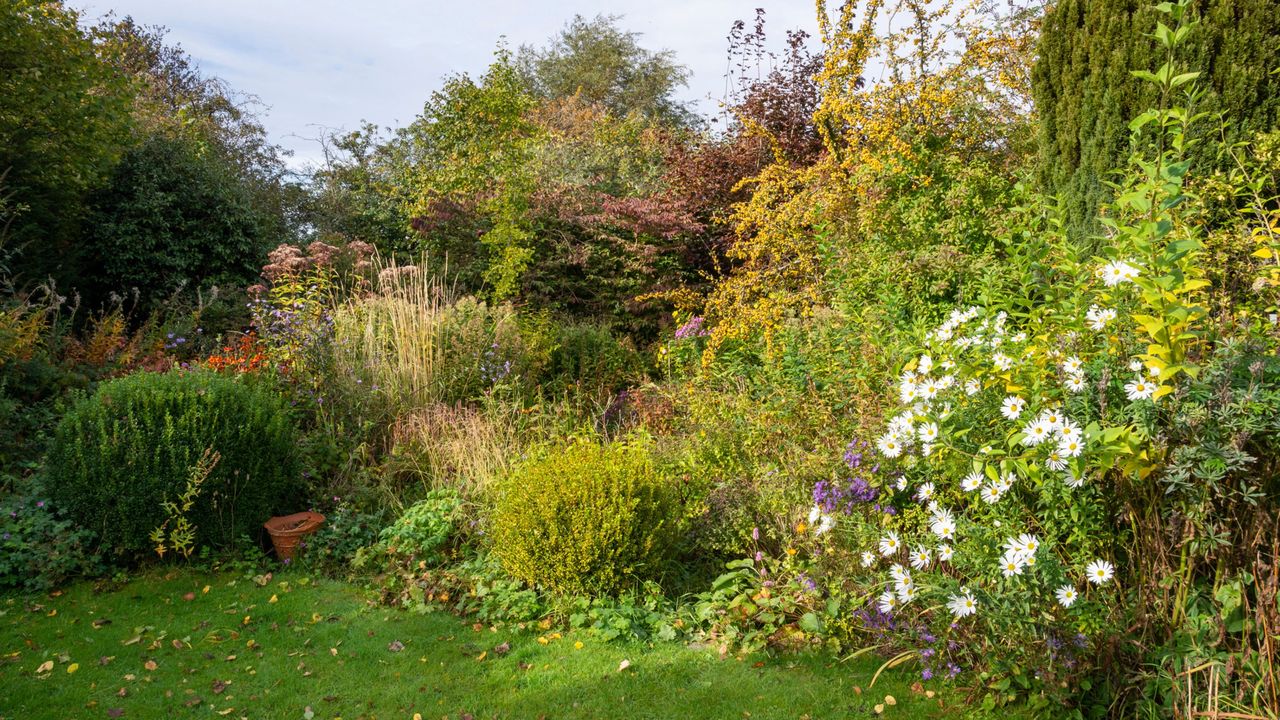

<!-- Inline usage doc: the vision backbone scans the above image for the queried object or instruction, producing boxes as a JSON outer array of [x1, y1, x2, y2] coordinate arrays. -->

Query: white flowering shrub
[[818, 1, 1240, 698]]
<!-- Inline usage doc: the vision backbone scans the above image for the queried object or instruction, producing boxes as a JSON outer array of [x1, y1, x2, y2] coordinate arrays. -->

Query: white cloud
[[77, 1, 819, 167]]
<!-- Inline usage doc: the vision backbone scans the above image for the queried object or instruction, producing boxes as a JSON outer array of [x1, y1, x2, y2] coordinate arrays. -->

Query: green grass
[[0, 570, 999, 719]]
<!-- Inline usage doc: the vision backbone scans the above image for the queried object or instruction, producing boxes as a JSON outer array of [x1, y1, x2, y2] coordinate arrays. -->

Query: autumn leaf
[[387, 640, 404, 652], [143, 660, 157, 671], [67, 663, 79, 674], [36, 660, 53, 674]]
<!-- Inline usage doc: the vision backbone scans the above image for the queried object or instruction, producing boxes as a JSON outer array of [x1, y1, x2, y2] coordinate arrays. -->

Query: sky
[[77, 1, 823, 170]]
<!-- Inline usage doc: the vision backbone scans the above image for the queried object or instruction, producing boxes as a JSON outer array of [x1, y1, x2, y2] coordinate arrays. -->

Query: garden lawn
[[1, 570, 1001, 720]]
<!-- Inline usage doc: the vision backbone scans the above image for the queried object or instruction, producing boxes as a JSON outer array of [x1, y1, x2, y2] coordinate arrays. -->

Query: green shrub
[[45, 370, 302, 558], [377, 488, 463, 565], [0, 479, 103, 591], [492, 438, 676, 596]]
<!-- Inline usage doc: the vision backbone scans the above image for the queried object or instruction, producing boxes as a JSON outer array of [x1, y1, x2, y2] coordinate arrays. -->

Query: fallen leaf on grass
[[107, 708, 124, 718], [143, 660, 157, 671], [99, 656, 114, 666], [387, 640, 404, 652], [303, 708, 314, 720], [493, 642, 510, 655], [182, 592, 195, 602], [475, 651, 487, 662], [211, 679, 229, 694], [116, 688, 127, 698], [67, 663, 79, 674], [92, 618, 112, 629], [184, 697, 202, 708], [36, 660, 53, 674], [268, 594, 278, 604], [873, 704, 884, 715], [884, 695, 897, 706], [618, 659, 632, 672]]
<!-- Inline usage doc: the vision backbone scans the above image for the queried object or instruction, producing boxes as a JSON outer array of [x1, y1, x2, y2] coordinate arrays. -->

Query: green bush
[[0, 479, 103, 591], [491, 438, 676, 596], [45, 370, 302, 558], [377, 488, 463, 566]]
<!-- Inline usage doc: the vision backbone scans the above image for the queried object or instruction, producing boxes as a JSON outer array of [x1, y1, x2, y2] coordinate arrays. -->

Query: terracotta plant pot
[[264, 511, 325, 561]]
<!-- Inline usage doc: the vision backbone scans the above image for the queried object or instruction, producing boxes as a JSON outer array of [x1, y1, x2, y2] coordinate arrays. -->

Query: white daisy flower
[[1064, 374, 1086, 393], [896, 584, 918, 603], [1148, 364, 1161, 378], [1022, 419, 1053, 446], [964, 378, 981, 395], [995, 471, 1016, 492], [918, 422, 939, 444], [981, 484, 1004, 504], [1086, 305, 1117, 330], [1045, 450, 1068, 471], [918, 354, 933, 375], [889, 563, 910, 584], [895, 475, 909, 491], [878, 591, 897, 614], [916, 481, 935, 502], [1128, 360, 1143, 373], [930, 511, 956, 540], [947, 589, 978, 618], [900, 383, 921, 404], [1058, 436, 1084, 457], [877, 435, 903, 458], [861, 551, 875, 568], [920, 379, 941, 400], [909, 546, 932, 570], [938, 544, 953, 562], [1062, 356, 1084, 375], [1064, 469, 1086, 488], [1085, 559, 1115, 585], [815, 514, 835, 535], [1057, 421, 1081, 441], [992, 353, 1013, 371], [1039, 409, 1064, 429], [878, 532, 901, 557], [1124, 376, 1156, 401], [1055, 584, 1079, 608], [888, 413, 914, 438], [941, 360, 955, 371], [960, 471, 983, 492], [1000, 551, 1027, 577], [1099, 260, 1140, 286], [1000, 396, 1026, 420], [807, 506, 822, 524]]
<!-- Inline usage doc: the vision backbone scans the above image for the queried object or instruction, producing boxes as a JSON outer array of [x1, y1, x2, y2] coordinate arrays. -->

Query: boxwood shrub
[[45, 369, 302, 558], [491, 438, 676, 596]]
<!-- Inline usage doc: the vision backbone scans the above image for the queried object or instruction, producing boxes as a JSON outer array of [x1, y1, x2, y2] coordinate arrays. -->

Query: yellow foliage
[[701, 0, 1039, 358]]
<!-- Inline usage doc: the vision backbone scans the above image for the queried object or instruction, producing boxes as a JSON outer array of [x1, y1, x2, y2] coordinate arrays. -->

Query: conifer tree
[[1033, 0, 1280, 232]]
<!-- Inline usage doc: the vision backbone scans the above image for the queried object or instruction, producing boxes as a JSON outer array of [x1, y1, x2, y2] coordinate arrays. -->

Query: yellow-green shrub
[[491, 438, 676, 596]]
